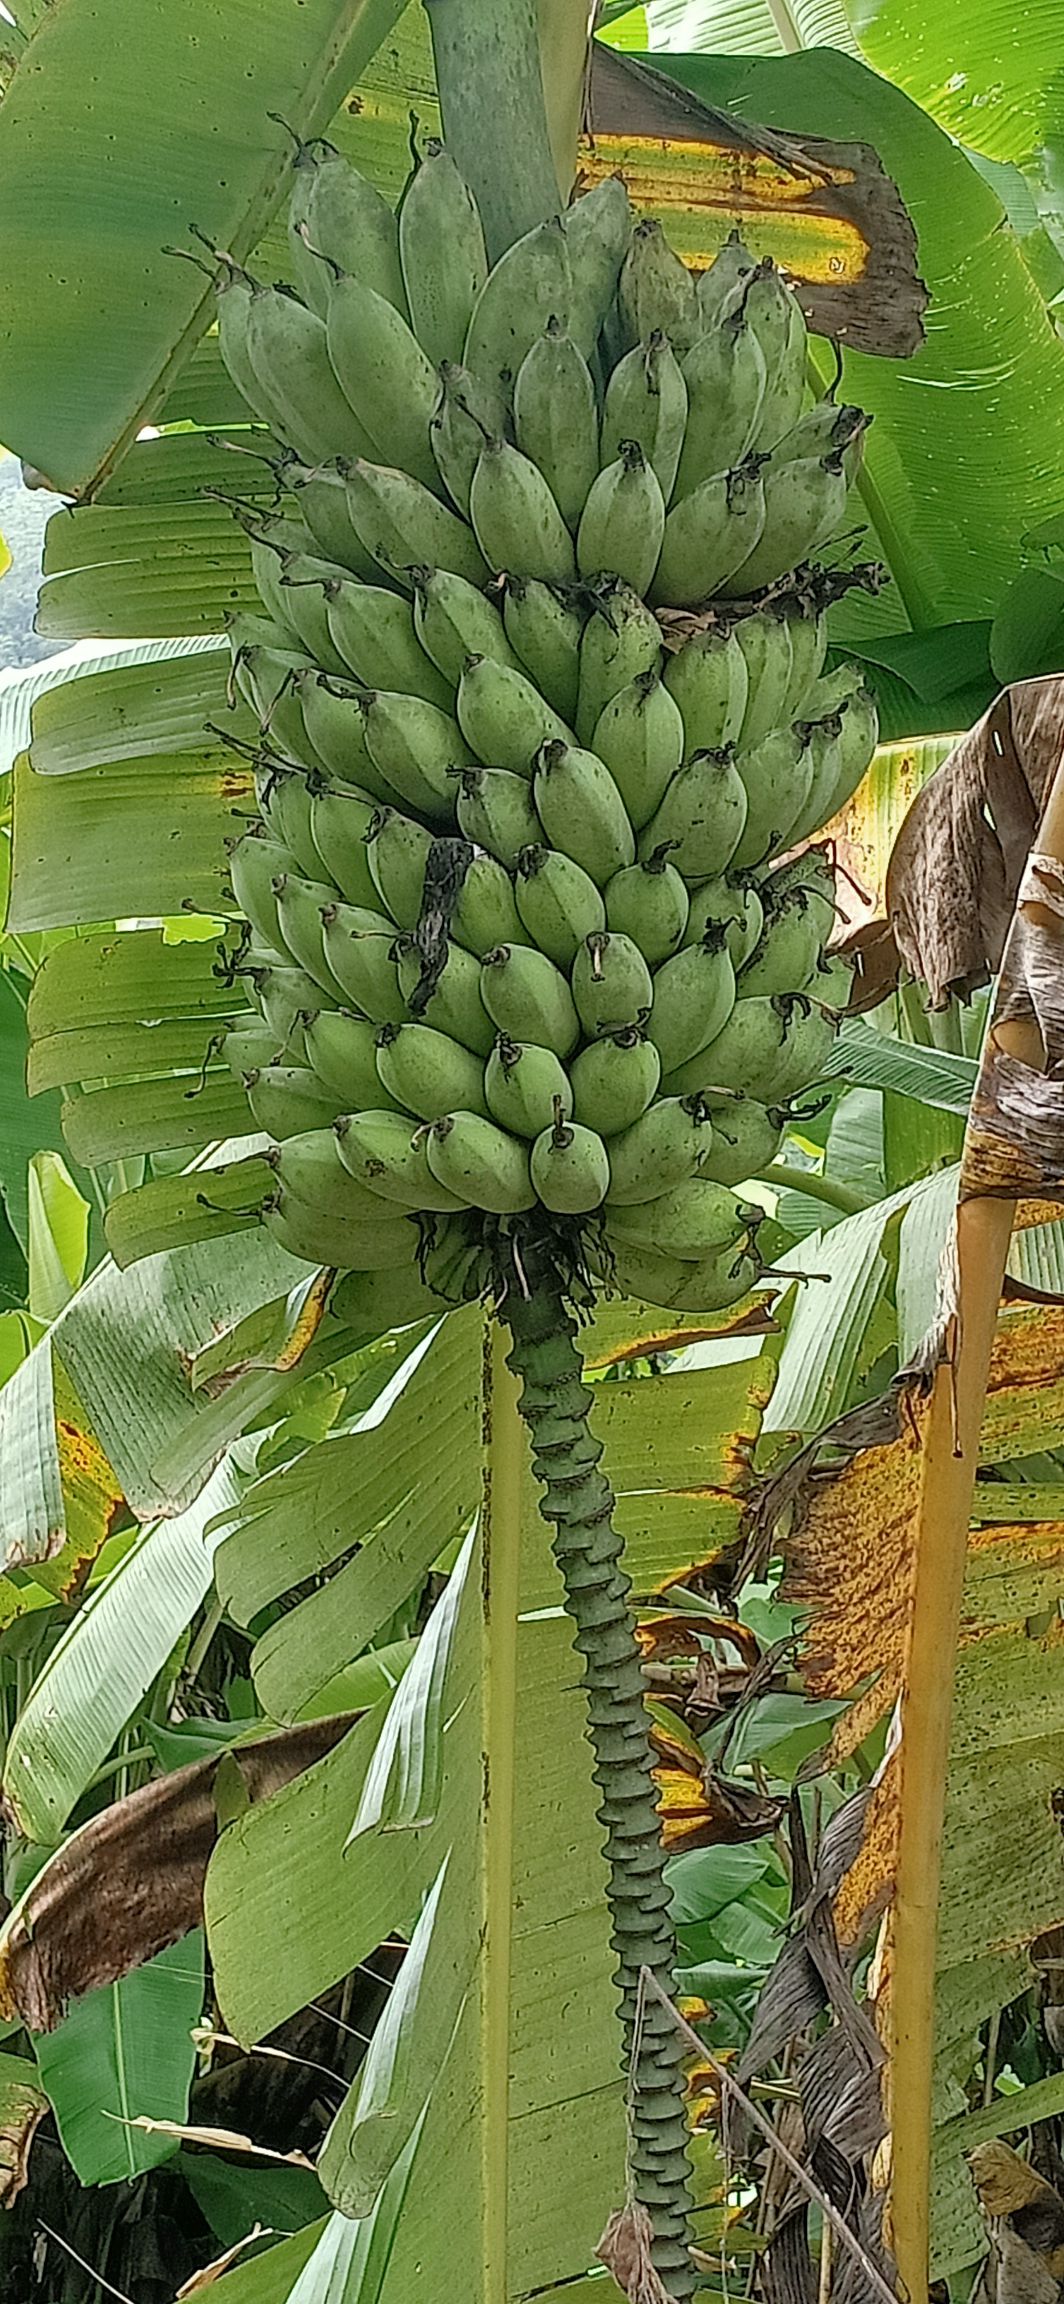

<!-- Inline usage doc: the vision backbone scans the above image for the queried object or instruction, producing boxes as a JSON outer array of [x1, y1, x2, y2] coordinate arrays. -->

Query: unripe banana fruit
[[646, 932, 736, 1074], [485, 1036, 574, 1138], [663, 628, 748, 756], [470, 438, 577, 584], [601, 332, 688, 501], [427, 1111, 535, 1213], [376, 1019, 489, 1120], [608, 1175, 756, 1259], [480, 942, 580, 1058], [591, 671, 684, 832], [514, 844, 606, 968], [697, 1096, 783, 1186], [570, 1029, 660, 1136], [604, 1096, 714, 1206], [577, 442, 665, 597], [513, 318, 599, 532], [605, 854, 689, 964], [572, 930, 654, 1039], [502, 579, 584, 722], [336, 1108, 467, 1211], [533, 738, 636, 884], [576, 582, 662, 744], [637, 748, 748, 880], [457, 652, 574, 774], [531, 1111, 611, 1213]]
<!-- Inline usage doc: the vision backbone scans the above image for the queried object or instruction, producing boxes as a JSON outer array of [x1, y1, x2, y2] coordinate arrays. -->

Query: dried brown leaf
[[0, 1716, 353, 2030]]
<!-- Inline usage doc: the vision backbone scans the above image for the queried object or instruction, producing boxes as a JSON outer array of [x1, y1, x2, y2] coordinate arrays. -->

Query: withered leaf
[[0, 1715, 353, 2031]]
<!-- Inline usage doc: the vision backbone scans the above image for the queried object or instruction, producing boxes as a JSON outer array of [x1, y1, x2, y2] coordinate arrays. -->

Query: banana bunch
[[216, 140, 877, 1313]]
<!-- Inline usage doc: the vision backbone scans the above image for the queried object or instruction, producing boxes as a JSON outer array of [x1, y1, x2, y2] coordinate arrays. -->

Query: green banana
[[246, 534, 305, 649], [646, 931, 736, 1073], [731, 728, 814, 870], [662, 993, 791, 1100], [484, 1035, 574, 1139], [684, 876, 763, 970], [229, 830, 294, 950], [451, 848, 526, 955], [287, 461, 386, 583], [767, 995, 839, 1101], [530, 1115, 610, 1213], [263, 1187, 418, 1272], [650, 459, 767, 608], [362, 689, 473, 824], [257, 766, 323, 882], [457, 651, 574, 775], [244, 1064, 342, 1140], [326, 274, 440, 490], [744, 260, 807, 450], [759, 842, 836, 918], [502, 579, 584, 722], [222, 1020, 284, 1079], [365, 806, 435, 927], [345, 458, 489, 591], [276, 877, 362, 1003], [796, 684, 878, 837], [514, 844, 606, 968], [413, 564, 521, 686], [591, 670, 684, 831], [303, 1009, 403, 1109], [376, 1020, 490, 1121], [214, 263, 287, 428], [455, 767, 540, 866], [463, 215, 573, 402], [576, 442, 665, 596], [672, 312, 767, 501], [607, 1174, 755, 1258], [697, 1096, 783, 1187], [297, 674, 399, 802], [325, 580, 453, 707], [287, 142, 406, 320], [779, 712, 842, 850], [604, 1095, 714, 1205], [244, 287, 374, 466], [608, 1237, 762, 1313], [428, 361, 511, 516], [469, 437, 577, 584], [782, 603, 829, 719], [769, 400, 868, 483], [427, 1110, 535, 1213], [576, 581, 662, 744], [237, 647, 320, 775], [276, 559, 349, 676], [330, 1259, 445, 1330], [570, 1029, 660, 1136], [252, 960, 335, 1045], [720, 452, 848, 598], [618, 219, 699, 354], [309, 783, 379, 910], [480, 942, 580, 1058], [732, 611, 794, 749], [395, 934, 495, 1055], [572, 930, 653, 1038], [605, 854, 689, 964], [637, 748, 748, 879], [320, 900, 407, 1021], [810, 950, 855, 1012], [269, 1127, 398, 1227], [399, 140, 488, 366], [532, 738, 636, 884], [513, 319, 599, 531], [335, 1107, 467, 1211], [565, 175, 633, 359], [695, 233, 756, 329], [798, 663, 864, 721], [738, 885, 824, 996], [600, 333, 688, 502], [662, 627, 748, 755]]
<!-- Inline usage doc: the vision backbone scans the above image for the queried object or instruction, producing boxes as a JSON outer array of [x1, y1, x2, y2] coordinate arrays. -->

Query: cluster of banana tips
[[212, 132, 878, 1316]]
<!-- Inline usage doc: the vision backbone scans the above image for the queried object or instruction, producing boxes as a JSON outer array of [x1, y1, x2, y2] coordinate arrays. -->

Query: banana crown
[[216, 141, 875, 1309]]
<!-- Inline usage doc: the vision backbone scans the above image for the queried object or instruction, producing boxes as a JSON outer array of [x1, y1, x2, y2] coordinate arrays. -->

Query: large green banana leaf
[[0, 0, 408, 493], [201, 1303, 775, 2299]]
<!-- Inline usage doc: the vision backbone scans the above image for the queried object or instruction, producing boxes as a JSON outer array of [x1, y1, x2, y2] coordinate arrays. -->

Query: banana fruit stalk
[[216, 140, 875, 1317]]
